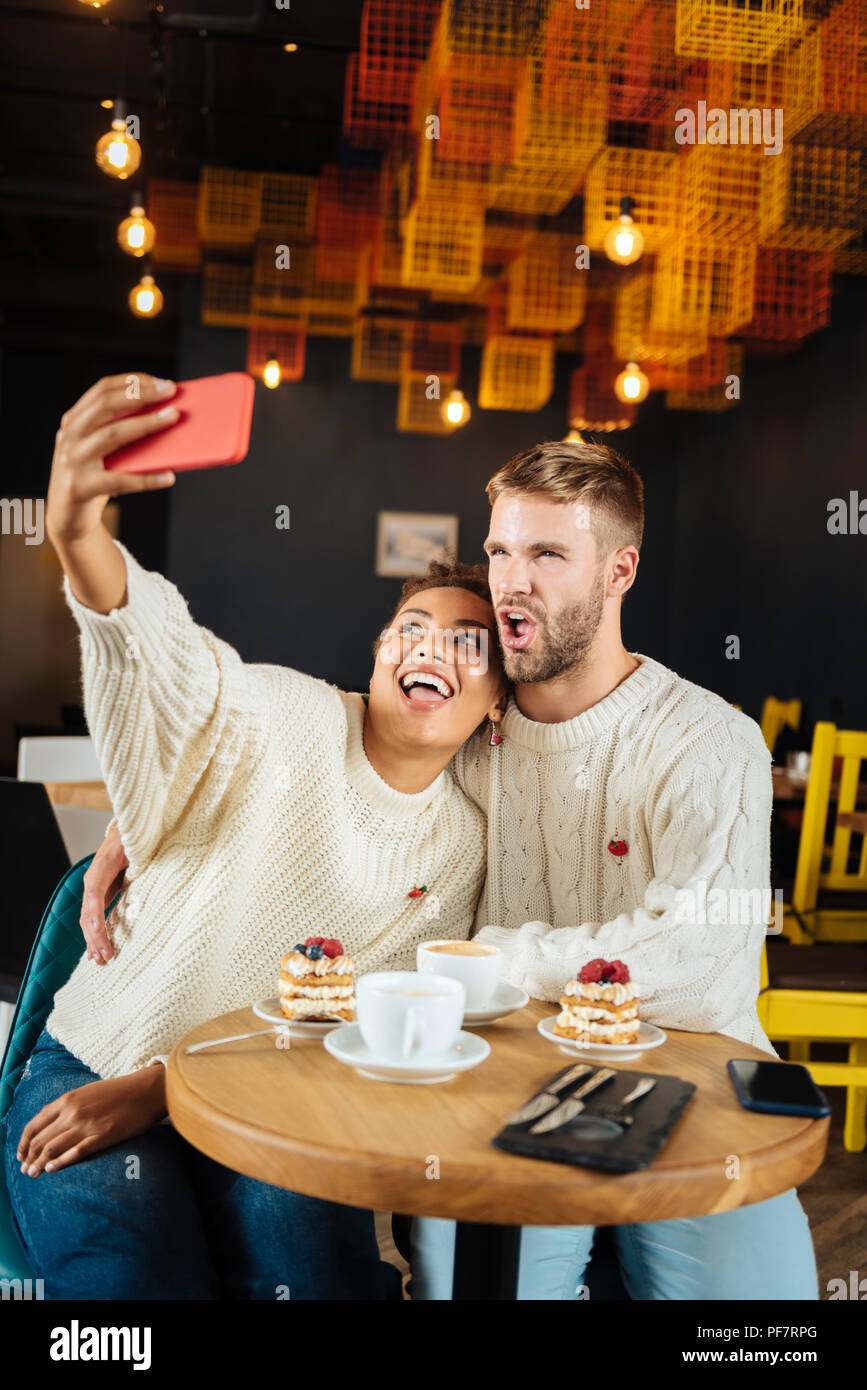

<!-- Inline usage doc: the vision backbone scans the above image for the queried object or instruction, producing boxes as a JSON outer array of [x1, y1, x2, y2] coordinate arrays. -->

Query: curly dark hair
[[396, 557, 491, 608]]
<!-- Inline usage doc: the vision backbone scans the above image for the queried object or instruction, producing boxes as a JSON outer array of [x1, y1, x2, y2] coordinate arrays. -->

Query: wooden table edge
[[43, 780, 112, 811], [165, 1035, 830, 1227]]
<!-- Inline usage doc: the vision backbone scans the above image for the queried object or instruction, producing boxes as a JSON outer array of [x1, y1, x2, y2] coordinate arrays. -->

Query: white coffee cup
[[785, 750, 811, 784], [416, 939, 502, 1010], [356, 971, 465, 1063]]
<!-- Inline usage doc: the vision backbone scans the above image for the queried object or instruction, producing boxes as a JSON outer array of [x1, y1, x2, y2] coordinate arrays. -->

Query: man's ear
[[608, 546, 639, 598]]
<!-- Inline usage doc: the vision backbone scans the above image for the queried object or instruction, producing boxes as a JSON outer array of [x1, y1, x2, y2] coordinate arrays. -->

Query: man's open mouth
[[498, 606, 539, 651], [398, 667, 456, 709]]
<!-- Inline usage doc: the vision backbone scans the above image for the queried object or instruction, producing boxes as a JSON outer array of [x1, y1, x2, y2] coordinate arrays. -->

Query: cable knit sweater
[[454, 658, 778, 1055], [46, 543, 487, 1078]]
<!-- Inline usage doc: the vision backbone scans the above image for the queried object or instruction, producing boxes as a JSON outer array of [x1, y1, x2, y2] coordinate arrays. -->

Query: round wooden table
[[166, 999, 828, 1300]]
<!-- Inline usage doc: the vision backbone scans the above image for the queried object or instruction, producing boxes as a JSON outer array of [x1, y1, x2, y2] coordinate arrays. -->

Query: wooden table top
[[43, 780, 112, 811], [166, 1000, 828, 1227]]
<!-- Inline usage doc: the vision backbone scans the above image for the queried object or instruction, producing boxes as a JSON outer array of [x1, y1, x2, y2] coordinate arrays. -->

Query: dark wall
[[162, 276, 865, 731], [662, 277, 867, 732], [167, 278, 679, 693], [0, 339, 174, 575]]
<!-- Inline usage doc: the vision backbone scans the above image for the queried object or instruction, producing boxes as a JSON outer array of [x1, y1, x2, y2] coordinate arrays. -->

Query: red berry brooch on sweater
[[607, 838, 628, 857]]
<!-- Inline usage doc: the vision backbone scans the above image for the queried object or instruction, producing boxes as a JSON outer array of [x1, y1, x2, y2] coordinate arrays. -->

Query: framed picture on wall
[[375, 510, 460, 578]]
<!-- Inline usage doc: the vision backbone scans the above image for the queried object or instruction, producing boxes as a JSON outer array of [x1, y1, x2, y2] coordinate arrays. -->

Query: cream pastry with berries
[[553, 958, 640, 1045], [279, 937, 355, 1022]]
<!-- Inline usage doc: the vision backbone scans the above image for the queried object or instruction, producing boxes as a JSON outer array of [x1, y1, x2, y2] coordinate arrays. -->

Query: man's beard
[[502, 570, 606, 684]]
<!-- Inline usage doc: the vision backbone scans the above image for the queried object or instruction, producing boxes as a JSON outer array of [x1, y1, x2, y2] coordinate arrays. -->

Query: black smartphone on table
[[727, 1059, 831, 1118]]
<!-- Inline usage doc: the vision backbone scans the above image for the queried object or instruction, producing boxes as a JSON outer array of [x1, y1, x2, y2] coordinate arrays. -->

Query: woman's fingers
[[80, 830, 129, 961], [70, 401, 180, 471], [17, 1100, 62, 1164], [61, 374, 176, 438], [80, 872, 112, 961], [78, 468, 177, 502], [80, 869, 112, 958], [82, 918, 113, 964], [42, 1137, 100, 1174], [70, 381, 178, 457], [20, 1122, 77, 1176]]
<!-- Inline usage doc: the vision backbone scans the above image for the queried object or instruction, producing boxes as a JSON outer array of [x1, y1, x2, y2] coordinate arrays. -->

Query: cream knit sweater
[[46, 543, 487, 1078], [454, 658, 778, 1055]]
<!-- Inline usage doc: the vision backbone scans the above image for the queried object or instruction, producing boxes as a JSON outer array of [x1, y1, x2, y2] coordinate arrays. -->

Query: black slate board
[[493, 1062, 697, 1174]]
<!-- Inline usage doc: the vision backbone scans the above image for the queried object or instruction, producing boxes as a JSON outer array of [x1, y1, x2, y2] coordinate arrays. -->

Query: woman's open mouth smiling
[[398, 666, 456, 709], [498, 606, 538, 650]]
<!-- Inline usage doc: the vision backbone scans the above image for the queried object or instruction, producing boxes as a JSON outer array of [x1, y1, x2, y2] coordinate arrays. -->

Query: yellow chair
[[760, 696, 801, 754], [759, 938, 867, 1152], [782, 723, 867, 944]]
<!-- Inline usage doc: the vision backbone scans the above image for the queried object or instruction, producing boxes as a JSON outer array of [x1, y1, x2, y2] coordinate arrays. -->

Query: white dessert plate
[[537, 1015, 666, 1059], [252, 997, 347, 1037], [463, 981, 529, 1026], [323, 1024, 490, 1083]]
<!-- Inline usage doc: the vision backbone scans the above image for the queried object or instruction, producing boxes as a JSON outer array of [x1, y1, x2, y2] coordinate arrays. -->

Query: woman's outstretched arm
[[46, 372, 266, 873]]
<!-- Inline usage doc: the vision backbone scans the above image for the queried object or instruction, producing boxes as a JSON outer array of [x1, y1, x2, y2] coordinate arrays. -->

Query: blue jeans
[[409, 1194, 819, 1300], [3, 1029, 401, 1301]]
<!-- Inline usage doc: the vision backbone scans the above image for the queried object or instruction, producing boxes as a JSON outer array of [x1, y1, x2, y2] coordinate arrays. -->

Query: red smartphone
[[104, 372, 255, 474]]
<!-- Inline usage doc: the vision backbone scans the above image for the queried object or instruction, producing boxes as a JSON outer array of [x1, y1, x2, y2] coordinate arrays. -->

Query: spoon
[[184, 1015, 348, 1053]]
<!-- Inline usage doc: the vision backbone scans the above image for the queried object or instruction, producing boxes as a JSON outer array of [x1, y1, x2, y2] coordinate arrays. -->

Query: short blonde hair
[[486, 439, 644, 559]]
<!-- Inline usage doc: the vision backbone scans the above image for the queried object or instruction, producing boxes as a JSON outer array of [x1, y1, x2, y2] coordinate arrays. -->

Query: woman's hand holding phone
[[46, 373, 180, 612]]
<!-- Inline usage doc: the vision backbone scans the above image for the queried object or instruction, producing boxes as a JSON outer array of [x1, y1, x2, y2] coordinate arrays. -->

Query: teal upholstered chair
[[0, 855, 97, 1280]]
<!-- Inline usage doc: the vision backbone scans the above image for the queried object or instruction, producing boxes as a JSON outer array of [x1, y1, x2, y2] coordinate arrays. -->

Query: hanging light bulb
[[128, 273, 163, 318], [603, 196, 645, 266], [564, 428, 584, 443], [263, 355, 282, 389], [614, 361, 649, 404], [96, 102, 141, 181], [78, 0, 112, 7], [117, 197, 156, 257], [442, 388, 470, 427]]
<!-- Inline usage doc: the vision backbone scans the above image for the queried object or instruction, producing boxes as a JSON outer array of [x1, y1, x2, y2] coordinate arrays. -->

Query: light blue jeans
[[409, 1191, 819, 1300]]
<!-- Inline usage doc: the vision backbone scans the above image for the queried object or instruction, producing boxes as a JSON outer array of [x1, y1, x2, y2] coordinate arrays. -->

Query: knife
[[506, 1063, 595, 1125], [530, 1068, 618, 1134]]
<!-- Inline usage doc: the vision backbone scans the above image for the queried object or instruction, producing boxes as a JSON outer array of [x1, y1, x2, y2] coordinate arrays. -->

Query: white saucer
[[463, 981, 529, 1026], [537, 1015, 666, 1059], [323, 1024, 490, 1083], [252, 997, 347, 1038]]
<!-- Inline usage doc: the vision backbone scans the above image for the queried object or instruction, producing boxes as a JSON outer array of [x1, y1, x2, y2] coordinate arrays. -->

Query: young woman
[[4, 372, 506, 1300]]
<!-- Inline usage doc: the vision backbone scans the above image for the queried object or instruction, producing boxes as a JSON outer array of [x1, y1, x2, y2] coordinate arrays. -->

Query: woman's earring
[[489, 720, 503, 746]]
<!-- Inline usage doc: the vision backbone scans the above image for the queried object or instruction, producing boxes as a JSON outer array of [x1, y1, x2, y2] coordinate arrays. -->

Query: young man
[[409, 438, 818, 1300]]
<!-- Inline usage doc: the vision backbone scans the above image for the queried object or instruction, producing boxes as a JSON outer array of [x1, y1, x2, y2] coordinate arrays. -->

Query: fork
[[596, 1076, 657, 1125]]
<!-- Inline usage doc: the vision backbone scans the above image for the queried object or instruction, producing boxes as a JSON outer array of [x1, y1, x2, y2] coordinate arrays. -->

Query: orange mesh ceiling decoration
[[146, 0, 865, 432]]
